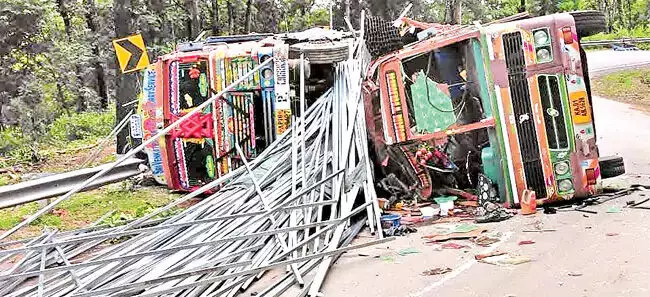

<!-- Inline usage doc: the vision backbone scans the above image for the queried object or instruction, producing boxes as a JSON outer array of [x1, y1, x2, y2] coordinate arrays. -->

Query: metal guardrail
[[0, 158, 145, 209], [582, 37, 650, 46]]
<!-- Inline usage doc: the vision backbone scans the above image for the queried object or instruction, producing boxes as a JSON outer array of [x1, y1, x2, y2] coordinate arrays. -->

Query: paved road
[[587, 50, 650, 76], [314, 50, 650, 297]]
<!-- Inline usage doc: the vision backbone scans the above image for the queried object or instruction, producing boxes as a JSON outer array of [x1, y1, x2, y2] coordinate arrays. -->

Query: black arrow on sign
[[117, 39, 143, 72]]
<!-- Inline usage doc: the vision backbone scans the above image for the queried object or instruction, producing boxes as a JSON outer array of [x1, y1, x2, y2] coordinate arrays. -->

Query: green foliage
[[0, 127, 28, 154], [584, 27, 650, 40], [46, 109, 115, 144]]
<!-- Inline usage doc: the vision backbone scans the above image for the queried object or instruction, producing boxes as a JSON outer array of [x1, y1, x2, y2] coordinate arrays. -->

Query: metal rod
[[71, 237, 394, 297], [0, 57, 276, 242]]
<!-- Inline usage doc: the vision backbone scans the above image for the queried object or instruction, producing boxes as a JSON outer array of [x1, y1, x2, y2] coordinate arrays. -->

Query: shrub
[[46, 109, 115, 145]]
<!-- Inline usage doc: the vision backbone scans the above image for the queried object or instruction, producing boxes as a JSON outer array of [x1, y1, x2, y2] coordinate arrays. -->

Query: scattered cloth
[[441, 242, 469, 249], [518, 240, 535, 245], [398, 248, 420, 256], [422, 267, 452, 276], [475, 201, 513, 223], [452, 224, 479, 233]]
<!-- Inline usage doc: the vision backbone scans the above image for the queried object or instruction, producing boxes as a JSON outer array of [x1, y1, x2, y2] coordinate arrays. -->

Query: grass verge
[[0, 183, 181, 241], [592, 68, 650, 106]]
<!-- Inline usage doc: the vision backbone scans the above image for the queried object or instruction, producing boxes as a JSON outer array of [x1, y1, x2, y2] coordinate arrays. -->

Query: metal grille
[[364, 16, 404, 58], [538, 75, 569, 150], [503, 32, 547, 198]]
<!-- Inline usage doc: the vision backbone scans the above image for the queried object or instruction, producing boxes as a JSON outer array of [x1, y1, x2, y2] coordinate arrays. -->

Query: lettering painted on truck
[[140, 67, 166, 184]]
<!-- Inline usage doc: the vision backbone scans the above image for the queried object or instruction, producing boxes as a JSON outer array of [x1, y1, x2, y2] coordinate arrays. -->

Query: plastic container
[[380, 214, 401, 229], [434, 196, 457, 217]]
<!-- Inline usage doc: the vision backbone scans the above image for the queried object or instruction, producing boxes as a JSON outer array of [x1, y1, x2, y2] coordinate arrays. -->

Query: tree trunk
[[227, 0, 234, 34], [56, 0, 72, 36], [184, 0, 201, 39], [627, 0, 633, 29], [244, 0, 253, 33], [445, 0, 462, 24], [56, 0, 87, 111], [212, 0, 220, 35], [345, 0, 351, 23], [519, 0, 526, 12], [114, 0, 138, 153], [84, 0, 109, 110]]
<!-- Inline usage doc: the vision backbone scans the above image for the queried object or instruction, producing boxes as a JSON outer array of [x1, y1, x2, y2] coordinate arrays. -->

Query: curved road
[[588, 50, 650, 175]]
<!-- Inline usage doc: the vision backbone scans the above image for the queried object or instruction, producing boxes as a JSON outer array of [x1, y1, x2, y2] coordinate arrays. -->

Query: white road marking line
[[408, 231, 514, 297]]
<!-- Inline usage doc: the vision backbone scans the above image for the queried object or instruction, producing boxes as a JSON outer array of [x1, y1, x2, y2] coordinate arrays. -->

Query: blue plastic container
[[380, 214, 401, 229]]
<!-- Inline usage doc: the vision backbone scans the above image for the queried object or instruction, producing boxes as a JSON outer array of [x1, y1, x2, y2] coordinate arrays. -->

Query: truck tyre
[[570, 10, 607, 38], [599, 155, 625, 178], [289, 41, 350, 64]]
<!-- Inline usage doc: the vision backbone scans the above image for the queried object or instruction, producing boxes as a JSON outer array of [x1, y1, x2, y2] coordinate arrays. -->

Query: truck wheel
[[570, 10, 607, 38], [289, 41, 350, 64], [599, 155, 625, 178]]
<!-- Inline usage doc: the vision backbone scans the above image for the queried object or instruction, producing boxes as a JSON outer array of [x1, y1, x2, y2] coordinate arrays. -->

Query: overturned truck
[[130, 11, 624, 207], [363, 11, 624, 207]]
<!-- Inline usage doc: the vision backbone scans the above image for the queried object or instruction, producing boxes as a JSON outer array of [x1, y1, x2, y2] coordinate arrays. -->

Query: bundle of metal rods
[[0, 51, 388, 297]]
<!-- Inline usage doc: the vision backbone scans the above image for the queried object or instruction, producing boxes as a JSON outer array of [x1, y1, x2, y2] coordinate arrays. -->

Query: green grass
[[0, 183, 180, 240], [0, 108, 115, 169], [584, 29, 650, 51], [592, 69, 650, 105]]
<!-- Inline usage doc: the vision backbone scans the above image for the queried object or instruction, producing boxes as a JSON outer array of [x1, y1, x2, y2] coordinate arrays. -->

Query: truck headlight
[[558, 179, 574, 192], [554, 162, 570, 175], [534, 30, 549, 46], [536, 48, 552, 62]]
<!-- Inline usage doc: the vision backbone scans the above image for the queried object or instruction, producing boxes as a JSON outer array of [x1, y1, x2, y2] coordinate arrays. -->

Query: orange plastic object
[[520, 189, 537, 215]]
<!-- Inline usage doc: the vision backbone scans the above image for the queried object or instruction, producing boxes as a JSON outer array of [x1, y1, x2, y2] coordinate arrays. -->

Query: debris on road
[[441, 242, 469, 249], [522, 229, 557, 233], [379, 254, 395, 263], [472, 233, 502, 247], [479, 253, 532, 266], [475, 251, 507, 260], [383, 225, 417, 237], [422, 224, 488, 242], [398, 247, 421, 256], [543, 206, 558, 214], [518, 240, 535, 245], [568, 272, 583, 276], [422, 267, 453, 275], [606, 232, 620, 236], [520, 189, 537, 215], [0, 54, 392, 297], [606, 206, 622, 213]]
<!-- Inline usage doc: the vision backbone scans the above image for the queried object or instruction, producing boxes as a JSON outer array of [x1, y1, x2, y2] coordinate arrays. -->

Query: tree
[[84, 0, 109, 110], [113, 0, 138, 153], [445, 0, 462, 24], [244, 0, 253, 33], [184, 0, 201, 39]]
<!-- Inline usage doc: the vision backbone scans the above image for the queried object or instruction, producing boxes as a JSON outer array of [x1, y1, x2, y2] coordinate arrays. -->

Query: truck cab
[[132, 30, 352, 191], [363, 12, 624, 206]]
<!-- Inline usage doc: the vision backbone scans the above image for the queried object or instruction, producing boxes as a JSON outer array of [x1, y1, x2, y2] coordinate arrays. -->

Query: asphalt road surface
[[312, 50, 650, 297]]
